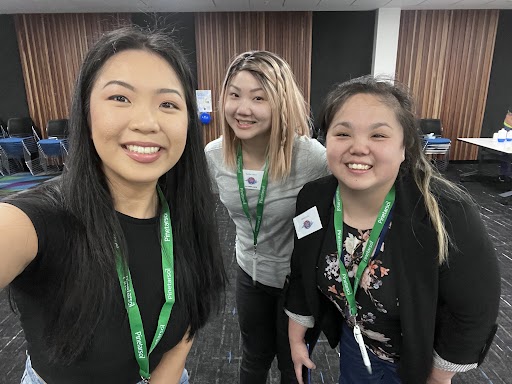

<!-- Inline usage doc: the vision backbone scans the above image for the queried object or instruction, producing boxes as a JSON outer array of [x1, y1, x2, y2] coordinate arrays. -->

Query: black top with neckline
[[9, 200, 189, 384]]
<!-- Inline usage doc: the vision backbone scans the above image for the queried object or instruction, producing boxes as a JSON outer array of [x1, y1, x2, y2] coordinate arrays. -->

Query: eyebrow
[[228, 84, 264, 93], [103, 80, 183, 99], [332, 122, 392, 129]]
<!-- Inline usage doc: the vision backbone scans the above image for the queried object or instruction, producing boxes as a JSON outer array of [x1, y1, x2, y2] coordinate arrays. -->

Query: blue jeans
[[339, 323, 401, 384], [21, 354, 189, 384]]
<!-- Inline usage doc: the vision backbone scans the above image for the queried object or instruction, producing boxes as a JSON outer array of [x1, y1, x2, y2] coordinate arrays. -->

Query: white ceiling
[[1, 0, 512, 14]]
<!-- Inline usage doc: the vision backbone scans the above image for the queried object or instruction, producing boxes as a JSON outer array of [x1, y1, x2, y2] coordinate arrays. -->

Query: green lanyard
[[334, 185, 395, 318], [115, 186, 175, 381], [236, 144, 269, 256]]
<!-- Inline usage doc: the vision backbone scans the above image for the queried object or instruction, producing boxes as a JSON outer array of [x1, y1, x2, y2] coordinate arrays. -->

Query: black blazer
[[285, 175, 500, 383]]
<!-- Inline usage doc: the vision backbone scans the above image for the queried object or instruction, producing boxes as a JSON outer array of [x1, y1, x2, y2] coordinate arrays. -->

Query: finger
[[294, 363, 304, 384], [303, 357, 316, 370]]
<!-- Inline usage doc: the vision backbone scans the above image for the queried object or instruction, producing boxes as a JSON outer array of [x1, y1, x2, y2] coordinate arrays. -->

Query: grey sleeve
[[204, 149, 219, 194], [307, 139, 330, 180]]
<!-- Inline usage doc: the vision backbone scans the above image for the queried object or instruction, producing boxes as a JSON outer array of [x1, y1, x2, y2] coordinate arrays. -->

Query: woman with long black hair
[[0, 26, 226, 384]]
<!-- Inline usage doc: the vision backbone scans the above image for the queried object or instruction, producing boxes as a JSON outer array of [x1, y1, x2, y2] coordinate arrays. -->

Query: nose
[[128, 103, 160, 133], [235, 99, 252, 116], [349, 136, 370, 155]]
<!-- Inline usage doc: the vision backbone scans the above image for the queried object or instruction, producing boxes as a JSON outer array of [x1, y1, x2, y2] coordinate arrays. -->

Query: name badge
[[293, 206, 323, 239], [243, 170, 264, 190]]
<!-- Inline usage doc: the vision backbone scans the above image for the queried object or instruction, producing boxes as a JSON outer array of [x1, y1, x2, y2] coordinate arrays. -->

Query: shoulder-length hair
[[219, 51, 310, 180], [317, 75, 471, 265], [8, 26, 226, 364]]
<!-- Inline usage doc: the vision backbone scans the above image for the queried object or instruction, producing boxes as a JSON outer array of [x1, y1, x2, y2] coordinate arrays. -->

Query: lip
[[122, 142, 163, 164], [235, 119, 256, 129], [345, 162, 373, 173]]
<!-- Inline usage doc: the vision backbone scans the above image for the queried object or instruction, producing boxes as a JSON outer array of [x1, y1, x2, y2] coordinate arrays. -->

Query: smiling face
[[325, 93, 405, 197], [223, 70, 272, 146], [88, 49, 188, 189]]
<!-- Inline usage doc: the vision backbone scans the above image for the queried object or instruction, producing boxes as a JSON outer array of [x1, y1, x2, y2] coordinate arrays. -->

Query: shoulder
[[204, 137, 223, 155], [4, 180, 64, 216], [297, 175, 337, 202], [293, 135, 326, 155], [430, 179, 478, 223], [292, 135, 329, 178]]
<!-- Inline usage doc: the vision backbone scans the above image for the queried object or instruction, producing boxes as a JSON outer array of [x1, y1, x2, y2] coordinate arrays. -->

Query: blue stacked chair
[[38, 119, 69, 172], [0, 117, 40, 175], [420, 118, 451, 171]]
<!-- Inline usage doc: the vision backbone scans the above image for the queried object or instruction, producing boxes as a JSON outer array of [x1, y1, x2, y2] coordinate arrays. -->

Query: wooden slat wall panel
[[195, 12, 312, 145], [15, 13, 131, 137], [396, 10, 498, 160]]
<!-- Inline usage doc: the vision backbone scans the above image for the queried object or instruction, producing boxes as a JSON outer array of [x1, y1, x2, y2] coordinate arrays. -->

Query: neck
[[338, 182, 394, 229], [240, 135, 270, 170], [109, 180, 159, 219]]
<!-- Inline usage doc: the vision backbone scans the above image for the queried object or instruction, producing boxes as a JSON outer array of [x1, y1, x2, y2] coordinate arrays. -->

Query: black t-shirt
[[9, 201, 189, 384], [317, 209, 401, 363]]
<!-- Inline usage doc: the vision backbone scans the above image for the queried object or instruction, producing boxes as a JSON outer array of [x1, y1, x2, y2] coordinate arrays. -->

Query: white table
[[458, 138, 512, 154], [457, 137, 512, 201]]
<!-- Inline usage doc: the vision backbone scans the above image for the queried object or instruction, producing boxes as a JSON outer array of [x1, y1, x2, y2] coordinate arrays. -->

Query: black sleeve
[[6, 192, 70, 289], [284, 185, 314, 316], [434, 198, 500, 365]]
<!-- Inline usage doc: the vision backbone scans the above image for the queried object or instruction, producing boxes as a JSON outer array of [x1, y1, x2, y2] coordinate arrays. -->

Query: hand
[[290, 339, 316, 384], [426, 367, 455, 384]]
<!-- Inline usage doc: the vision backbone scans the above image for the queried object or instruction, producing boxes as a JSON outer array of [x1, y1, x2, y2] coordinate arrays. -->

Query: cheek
[[169, 119, 189, 146], [223, 100, 236, 116], [325, 141, 340, 168]]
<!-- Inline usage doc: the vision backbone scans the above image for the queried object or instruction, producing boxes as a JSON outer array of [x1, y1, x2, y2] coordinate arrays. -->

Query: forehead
[[93, 49, 184, 91], [229, 70, 262, 88], [333, 93, 398, 120]]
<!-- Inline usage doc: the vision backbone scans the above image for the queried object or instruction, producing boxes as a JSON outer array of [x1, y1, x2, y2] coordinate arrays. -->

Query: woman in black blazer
[[284, 76, 500, 384]]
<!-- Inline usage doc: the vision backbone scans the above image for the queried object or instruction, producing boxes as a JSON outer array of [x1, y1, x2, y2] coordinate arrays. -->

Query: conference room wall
[[396, 9, 499, 161], [0, 15, 29, 126], [13, 13, 131, 137], [310, 11, 375, 130], [131, 12, 198, 83], [481, 10, 512, 140]]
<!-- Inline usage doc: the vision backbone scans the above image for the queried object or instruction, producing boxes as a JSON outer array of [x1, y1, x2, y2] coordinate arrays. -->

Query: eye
[[372, 133, 387, 138], [254, 96, 265, 101], [335, 132, 350, 137], [108, 95, 129, 103], [229, 92, 239, 98], [160, 101, 179, 109]]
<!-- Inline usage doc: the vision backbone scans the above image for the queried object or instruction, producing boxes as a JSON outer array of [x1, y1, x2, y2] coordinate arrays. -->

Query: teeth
[[237, 120, 255, 124], [348, 163, 371, 170], [126, 145, 160, 154]]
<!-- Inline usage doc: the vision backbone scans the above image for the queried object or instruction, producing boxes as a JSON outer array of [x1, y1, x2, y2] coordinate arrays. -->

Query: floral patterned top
[[317, 212, 401, 362]]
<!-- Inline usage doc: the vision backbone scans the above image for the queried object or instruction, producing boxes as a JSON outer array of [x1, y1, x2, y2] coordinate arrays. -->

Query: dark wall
[[0, 15, 29, 126], [481, 10, 512, 137], [132, 13, 197, 85], [310, 11, 375, 128]]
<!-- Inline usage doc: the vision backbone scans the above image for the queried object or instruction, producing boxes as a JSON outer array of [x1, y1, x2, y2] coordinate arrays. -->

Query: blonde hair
[[219, 51, 310, 180], [318, 76, 473, 264]]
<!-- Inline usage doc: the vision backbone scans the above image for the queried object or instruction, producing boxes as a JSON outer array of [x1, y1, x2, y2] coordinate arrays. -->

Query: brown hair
[[318, 76, 472, 264]]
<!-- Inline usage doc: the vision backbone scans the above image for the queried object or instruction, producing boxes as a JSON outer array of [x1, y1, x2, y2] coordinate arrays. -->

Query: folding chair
[[0, 118, 42, 175], [420, 119, 451, 171], [0, 120, 7, 138], [37, 119, 69, 173]]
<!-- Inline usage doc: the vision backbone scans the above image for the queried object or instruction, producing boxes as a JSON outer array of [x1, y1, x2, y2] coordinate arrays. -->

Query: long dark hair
[[8, 26, 226, 364], [317, 75, 471, 264]]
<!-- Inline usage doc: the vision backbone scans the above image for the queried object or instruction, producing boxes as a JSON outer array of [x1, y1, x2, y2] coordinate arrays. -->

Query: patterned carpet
[[0, 173, 55, 199]]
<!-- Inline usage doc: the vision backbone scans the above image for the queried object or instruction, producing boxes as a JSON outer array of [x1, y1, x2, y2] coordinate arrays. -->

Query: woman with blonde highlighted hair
[[205, 51, 329, 383]]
